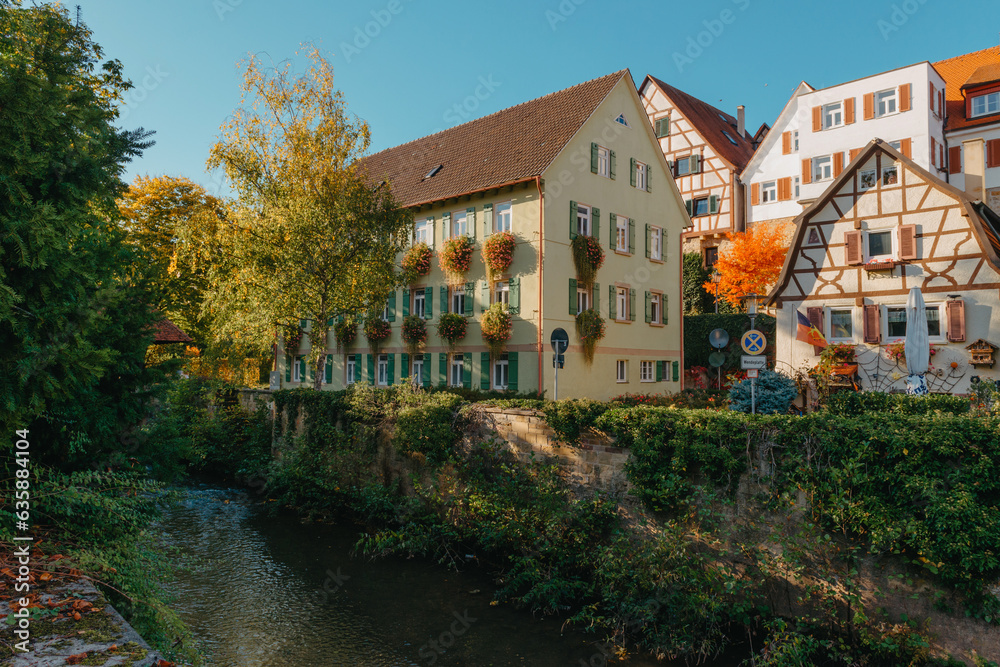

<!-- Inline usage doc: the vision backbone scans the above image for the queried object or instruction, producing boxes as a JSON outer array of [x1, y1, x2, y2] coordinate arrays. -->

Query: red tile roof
[[643, 76, 756, 172], [933, 46, 1000, 130], [962, 63, 1000, 90], [152, 318, 193, 344], [360, 71, 629, 208]]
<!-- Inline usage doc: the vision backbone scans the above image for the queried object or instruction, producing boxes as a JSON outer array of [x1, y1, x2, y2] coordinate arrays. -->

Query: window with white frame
[[640, 360, 655, 382], [813, 155, 833, 181], [450, 354, 464, 387], [346, 357, 356, 385], [411, 357, 423, 386], [293, 356, 304, 382], [692, 197, 710, 216], [829, 308, 853, 341], [495, 202, 512, 233], [885, 304, 945, 341], [616, 215, 628, 252], [494, 280, 509, 307], [882, 164, 898, 186], [875, 88, 898, 117], [616, 287, 628, 321], [597, 145, 610, 177], [576, 203, 592, 236], [675, 155, 695, 176], [577, 287, 590, 314], [650, 293, 662, 324], [859, 169, 877, 191], [377, 354, 389, 386], [793, 176, 800, 198], [888, 140, 902, 151], [867, 229, 893, 261], [616, 359, 628, 383], [886, 306, 907, 339], [450, 286, 465, 315], [650, 226, 662, 261], [413, 289, 426, 318], [793, 130, 799, 150], [414, 218, 431, 245], [635, 161, 648, 191], [762, 181, 777, 203], [452, 210, 467, 237], [381, 303, 390, 321], [971, 92, 1000, 118], [822, 102, 843, 129], [493, 353, 509, 390]]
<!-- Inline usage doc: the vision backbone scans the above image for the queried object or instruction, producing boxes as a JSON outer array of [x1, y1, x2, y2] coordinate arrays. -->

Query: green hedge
[[682, 313, 776, 374]]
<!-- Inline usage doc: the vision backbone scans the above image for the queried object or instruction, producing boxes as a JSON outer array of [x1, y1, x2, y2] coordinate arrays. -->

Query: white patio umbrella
[[904, 287, 930, 396]]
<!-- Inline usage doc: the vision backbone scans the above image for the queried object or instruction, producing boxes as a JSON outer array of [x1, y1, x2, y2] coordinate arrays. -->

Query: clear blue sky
[[76, 0, 999, 197]]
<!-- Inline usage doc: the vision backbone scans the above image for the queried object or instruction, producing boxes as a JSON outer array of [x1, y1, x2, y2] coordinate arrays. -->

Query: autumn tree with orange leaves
[[702, 223, 789, 309]]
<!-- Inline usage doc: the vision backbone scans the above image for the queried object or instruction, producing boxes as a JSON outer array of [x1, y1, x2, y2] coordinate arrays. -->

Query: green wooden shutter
[[467, 206, 476, 239], [441, 286, 448, 314], [608, 212, 616, 249], [590, 142, 599, 173], [709, 195, 719, 214], [325, 355, 333, 384], [442, 212, 451, 240], [285, 354, 291, 382], [425, 286, 433, 319], [427, 215, 435, 248], [481, 352, 491, 390], [662, 294, 668, 325], [672, 360, 680, 382], [387, 354, 395, 385], [685, 199, 693, 216], [691, 154, 700, 173], [608, 285, 617, 320], [509, 276, 520, 315], [592, 282, 599, 315], [402, 289, 410, 317], [645, 223, 651, 258], [387, 290, 396, 321], [508, 351, 518, 391], [463, 352, 472, 388], [656, 360, 665, 382], [483, 203, 493, 237], [569, 278, 578, 316], [593, 208, 600, 241], [628, 218, 635, 254], [401, 353, 410, 379], [422, 353, 431, 387], [629, 288, 636, 322], [464, 281, 474, 317], [481, 280, 490, 314], [609, 150, 616, 179], [630, 157, 637, 186], [439, 353, 448, 387], [655, 117, 670, 137], [367, 354, 375, 385], [645, 291, 652, 323], [569, 201, 578, 240], [647, 169, 652, 192]]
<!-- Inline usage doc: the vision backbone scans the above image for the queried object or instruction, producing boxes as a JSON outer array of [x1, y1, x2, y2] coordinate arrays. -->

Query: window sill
[[649, 322, 664, 328], [616, 380, 628, 384], [649, 257, 664, 264], [615, 318, 632, 324], [614, 249, 632, 256]]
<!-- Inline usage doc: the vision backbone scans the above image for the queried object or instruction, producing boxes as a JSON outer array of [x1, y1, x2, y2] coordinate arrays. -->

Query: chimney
[[737, 105, 745, 138], [963, 138, 986, 201]]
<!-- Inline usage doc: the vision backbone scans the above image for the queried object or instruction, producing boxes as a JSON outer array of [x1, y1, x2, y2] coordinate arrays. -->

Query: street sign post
[[746, 369, 758, 378], [550, 328, 569, 400], [741, 355, 767, 370]]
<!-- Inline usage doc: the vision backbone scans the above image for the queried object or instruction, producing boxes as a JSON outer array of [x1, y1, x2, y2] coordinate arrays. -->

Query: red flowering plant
[[401, 315, 427, 355], [401, 243, 433, 283], [437, 312, 467, 348], [886, 341, 938, 367], [333, 317, 357, 351], [482, 231, 516, 280], [364, 317, 391, 356], [575, 308, 606, 364], [439, 235, 475, 282], [480, 303, 513, 358], [571, 234, 605, 287]]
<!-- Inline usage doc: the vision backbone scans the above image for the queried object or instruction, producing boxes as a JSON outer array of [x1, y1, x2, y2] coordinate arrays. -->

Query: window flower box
[[864, 260, 897, 272]]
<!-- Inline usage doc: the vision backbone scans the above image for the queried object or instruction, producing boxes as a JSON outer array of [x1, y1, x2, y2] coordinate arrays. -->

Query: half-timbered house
[[767, 139, 1000, 395]]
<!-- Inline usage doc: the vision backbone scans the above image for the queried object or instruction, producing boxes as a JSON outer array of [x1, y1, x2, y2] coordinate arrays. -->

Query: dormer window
[[971, 91, 1000, 118]]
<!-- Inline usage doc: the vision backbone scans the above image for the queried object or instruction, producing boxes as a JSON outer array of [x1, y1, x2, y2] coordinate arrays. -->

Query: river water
[[155, 485, 744, 667]]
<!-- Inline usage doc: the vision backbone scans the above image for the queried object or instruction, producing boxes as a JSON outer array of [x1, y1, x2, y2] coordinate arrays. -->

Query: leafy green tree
[[207, 46, 413, 389], [682, 252, 712, 314], [0, 2, 162, 466]]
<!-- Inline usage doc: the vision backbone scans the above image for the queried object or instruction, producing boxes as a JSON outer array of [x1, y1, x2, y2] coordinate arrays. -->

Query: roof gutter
[[535, 175, 545, 396]]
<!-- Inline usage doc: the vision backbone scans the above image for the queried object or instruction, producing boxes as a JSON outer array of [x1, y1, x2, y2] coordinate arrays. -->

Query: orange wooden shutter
[[802, 158, 812, 184], [929, 82, 936, 110], [833, 152, 844, 177], [845, 230, 862, 265], [930, 138, 937, 166], [949, 146, 962, 174], [849, 147, 863, 162], [987, 139, 1000, 168], [751, 182, 761, 206], [939, 90, 945, 116], [782, 131, 791, 155], [898, 224, 917, 260], [812, 106, 822, 132], [806, 307, 825, 355], [778, 177, 792, 201], [940, 143, 945, 169], [844, 98, 856, 124], [863, 93, 875, 120], [946, 299, 966, 342], [899, 83, 911, 112], [863, 304, 881, 344], [901, 138, 912, 159]]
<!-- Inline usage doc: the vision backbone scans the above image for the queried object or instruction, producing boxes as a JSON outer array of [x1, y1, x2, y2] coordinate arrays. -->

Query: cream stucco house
[[281, 70, 691, 400]]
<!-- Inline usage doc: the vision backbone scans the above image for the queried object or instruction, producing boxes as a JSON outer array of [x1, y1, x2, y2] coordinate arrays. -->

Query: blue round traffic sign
[[741, 330, 766, 355]]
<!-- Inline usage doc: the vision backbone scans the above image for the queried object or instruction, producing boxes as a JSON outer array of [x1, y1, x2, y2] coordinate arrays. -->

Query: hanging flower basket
[[401, 315, 427, 355], [480, 303, 513, 358], [401, 243, 433, 283], [439, 236, 475, 282], [575, 308, 606, 364], [333, 318, 357, 351], [437, 312, 467, 348], [364, 318, 391, 356], [284, 324, 305, 352], [482, 231, 516, 280], [571, 234, 605, 288]]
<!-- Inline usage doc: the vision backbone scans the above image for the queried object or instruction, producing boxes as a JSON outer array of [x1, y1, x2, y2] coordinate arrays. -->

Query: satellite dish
[[709, 328, 730, 350], [708, 351, 726, 368]]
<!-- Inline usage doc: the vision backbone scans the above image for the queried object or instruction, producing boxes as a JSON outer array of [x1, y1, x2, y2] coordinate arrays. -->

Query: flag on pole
[[796, 310, 828, 349]]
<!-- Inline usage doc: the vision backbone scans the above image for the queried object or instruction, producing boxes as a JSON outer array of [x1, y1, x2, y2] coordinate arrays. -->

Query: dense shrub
[[728, 369, 798, 414], [542, 398, 608, 444], [825, 391, 971, 416]]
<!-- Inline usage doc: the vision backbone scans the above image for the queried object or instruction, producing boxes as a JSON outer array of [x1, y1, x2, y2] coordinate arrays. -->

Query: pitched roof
[[767, 139, 1000, 304], [152, 317, 193, 344], [360, 71, 628, 208], [962, 63, 1000, 90], [642, 76, 756, 172], [933, 46, 1000, 131]]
